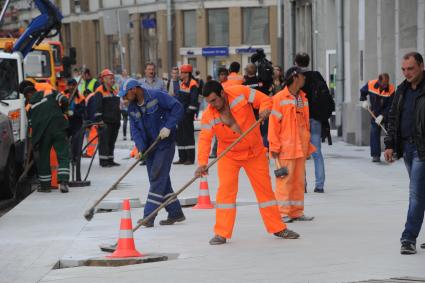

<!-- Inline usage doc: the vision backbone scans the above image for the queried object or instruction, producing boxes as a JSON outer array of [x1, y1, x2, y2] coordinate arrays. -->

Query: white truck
[[0, 0, 62, 199]]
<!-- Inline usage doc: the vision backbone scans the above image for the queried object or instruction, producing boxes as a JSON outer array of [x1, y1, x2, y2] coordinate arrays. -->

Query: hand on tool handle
[[361, 100, 370, 110]]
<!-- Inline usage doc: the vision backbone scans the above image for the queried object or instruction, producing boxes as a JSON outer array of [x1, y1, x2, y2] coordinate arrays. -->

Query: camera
[[251, 48, 274, 88]]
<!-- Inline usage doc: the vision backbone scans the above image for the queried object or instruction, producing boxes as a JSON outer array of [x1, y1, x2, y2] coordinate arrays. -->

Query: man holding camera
[[268, 66, 316, 223]]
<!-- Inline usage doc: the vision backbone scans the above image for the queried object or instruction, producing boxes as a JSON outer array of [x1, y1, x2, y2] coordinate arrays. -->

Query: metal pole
[[290, 0, 296, 65], [336, 0, 345, 136], [167, 0, 173, 75], [276, 0, 283, 67], [0, 0, 11, 24], [117, 9, 125, 73]]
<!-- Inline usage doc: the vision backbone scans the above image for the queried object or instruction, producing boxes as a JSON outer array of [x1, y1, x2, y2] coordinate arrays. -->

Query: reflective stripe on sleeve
[[271, 110, 282, 120], [280, 100, 296, 106], [30, 98, 48, 109], [230, 94, 245, 109], [146, 99, 158, 109], [248, 88, 256, 103]]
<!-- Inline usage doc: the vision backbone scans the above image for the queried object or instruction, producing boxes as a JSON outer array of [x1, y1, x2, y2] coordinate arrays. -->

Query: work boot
[[314, 187, 324, 193], [137, 218, 154, 228], [400, 241, 416, 255], [173, 160, 185, 165], [372, 156, 381, 162], [421, 243, 425, 249], [37, 186, 52, 193], [274, 229, 300, 239], [282, 216, 294, 223], [209, 235, 227, 245], [183, 161, 194, 165], [109, 161, 121, 167], [159, 215, 186, 225], [59, 182, 69, 193], [293, 215, 314, 221]]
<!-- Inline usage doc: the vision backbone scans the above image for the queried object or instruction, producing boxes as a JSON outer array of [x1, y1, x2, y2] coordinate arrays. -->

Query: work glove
[[361, 100, 370, 110], [259, 109, 271, 120], [159, 127, 171, 140], [375, 115, 384, 125]]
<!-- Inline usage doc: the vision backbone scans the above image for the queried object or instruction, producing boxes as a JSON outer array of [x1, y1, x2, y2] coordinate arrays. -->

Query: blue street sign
[[202, 47, 229, 57], [142, 18, 156, 29]]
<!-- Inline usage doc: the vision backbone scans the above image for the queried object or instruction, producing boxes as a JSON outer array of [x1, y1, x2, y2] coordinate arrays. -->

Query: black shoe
[[137, 218, 154, 228], [37, 187, 52, 193], [123, 137, 127, 141], [274, 229, 300, 239], [292, 215, 314, 221], [159, 215, 186, 225], [100, 163, 113, 168], [314, 188, 324, 193], [400, 241, 416, 255], [209, 154, 217, 159], [209, 235, 227, 245], [173, 160, 185, 165], [139, 160, 146, 166], [59, 182, 69, 193], [183, 161, 194, 165], [282, 216, 294, 223], [421, 243, 425, 249], [109, 161, 120, 167], [372, 156, 381, 162]]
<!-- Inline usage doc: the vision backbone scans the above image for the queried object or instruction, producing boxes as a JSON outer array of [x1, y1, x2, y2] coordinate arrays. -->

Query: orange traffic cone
[[193, 176, 214, 209], [107, 199, 142, 258], [50, 147, 58, 188]]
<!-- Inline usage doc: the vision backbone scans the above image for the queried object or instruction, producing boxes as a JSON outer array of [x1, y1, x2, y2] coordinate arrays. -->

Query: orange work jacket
[[224, 72, 244, 87], [268, 86, 316, 160], [198, 85, 272, 165]]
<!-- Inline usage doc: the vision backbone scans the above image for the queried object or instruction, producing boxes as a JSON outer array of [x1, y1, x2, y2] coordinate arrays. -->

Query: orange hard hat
[[180, 64, 193, 73], [100, 69, 114, 78]]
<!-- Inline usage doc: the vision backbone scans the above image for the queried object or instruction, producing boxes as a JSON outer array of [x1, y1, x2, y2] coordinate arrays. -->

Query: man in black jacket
[[295, 52, 334, 193], [384, 52, 425, 255]]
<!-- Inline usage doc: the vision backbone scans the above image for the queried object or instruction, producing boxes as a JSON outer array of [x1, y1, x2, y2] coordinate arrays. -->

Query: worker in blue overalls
[[119, 79, 186, 227]]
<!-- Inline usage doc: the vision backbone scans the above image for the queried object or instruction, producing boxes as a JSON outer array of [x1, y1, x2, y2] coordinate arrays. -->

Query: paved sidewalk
[[0, 136, 424, 283]]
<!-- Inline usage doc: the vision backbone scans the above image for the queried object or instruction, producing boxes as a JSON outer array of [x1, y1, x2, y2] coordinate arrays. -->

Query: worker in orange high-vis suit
[[83, 90, 98, 157], [195, 80, 300, 245], [268, 66, 316, 223], [223, 61, 244, 88]]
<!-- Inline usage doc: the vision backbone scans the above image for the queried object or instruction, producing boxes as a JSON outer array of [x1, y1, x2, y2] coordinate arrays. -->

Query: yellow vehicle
[[0, 39, 56, 87]]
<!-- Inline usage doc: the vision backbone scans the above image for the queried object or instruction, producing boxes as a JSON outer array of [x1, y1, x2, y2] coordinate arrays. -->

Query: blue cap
[[118, 78, 142, 97]]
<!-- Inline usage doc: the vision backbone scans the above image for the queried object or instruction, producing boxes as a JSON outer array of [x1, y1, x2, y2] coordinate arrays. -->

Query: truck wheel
[[0, 153, 17, 199]]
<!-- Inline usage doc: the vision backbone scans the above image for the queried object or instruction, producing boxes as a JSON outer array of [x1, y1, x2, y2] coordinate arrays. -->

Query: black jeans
[[121, 110, 128, 138]]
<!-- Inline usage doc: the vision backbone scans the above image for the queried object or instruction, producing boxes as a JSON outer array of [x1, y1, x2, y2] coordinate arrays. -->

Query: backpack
[[305, 71, 335, 122]]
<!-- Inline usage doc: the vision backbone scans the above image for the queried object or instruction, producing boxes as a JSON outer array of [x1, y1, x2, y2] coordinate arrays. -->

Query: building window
[[141, 13, 158, 67], [208, 9, 229, 46], [242, 7, 269, 45], [183, 10, 196, 47], [94, 20, 101, 73]]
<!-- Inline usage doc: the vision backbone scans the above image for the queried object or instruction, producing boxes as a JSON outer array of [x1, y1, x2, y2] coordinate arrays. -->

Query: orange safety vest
[[367, 79, 395, 97], [198, 85, 271, 165], [268, 87, 316, 160], [94, 84, 118, 97], [34, 82, 54, 93]]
